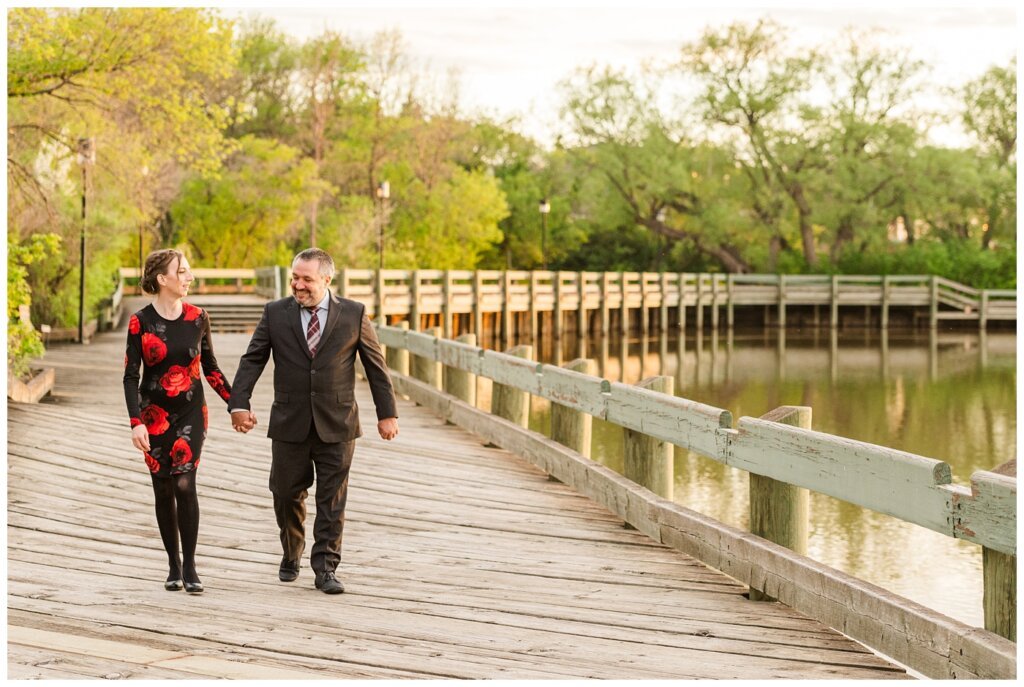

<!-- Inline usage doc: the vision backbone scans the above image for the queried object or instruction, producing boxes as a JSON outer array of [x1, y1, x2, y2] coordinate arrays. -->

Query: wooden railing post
[[980, 290, 989, 331], [777, 274, 786, 329], [577, 271, 587, 336], [600, 272, 611, 334], [445, 333, 477, 407], [830, 275, 839, 329], [749, 405, 811, 602], [929, 275, 938, 330], [472, 271, 484, 337], [619, 272, 629, 334], [501, 271, 513, 344], [982, 459, 1016, 641], [442, 270, 453, 338], [529, 271, 539, 338], [491, 344, 533, 427], [554, 271, 564, 338], [410, 270, 422, 331], [695, 274, 704, 333], [726, 273, 735, 329], [551, 358, 596, 459], [711, 274, 720, 330], [678, 272, 687, 331], [881, 275, 890, 330], [659, 272, 669, 332], [623, 375, 674, 500], [385, 321, 409, 377], [410, 326, 442, 390], [375, 269, 386, 324]]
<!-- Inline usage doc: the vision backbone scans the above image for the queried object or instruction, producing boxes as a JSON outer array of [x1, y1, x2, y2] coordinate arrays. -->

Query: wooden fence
[[326, 270, 1014, 335], [374, 322, 1017, 679]]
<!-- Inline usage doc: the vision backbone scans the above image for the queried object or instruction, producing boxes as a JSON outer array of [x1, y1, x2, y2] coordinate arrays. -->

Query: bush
[[7, 234, 61, 379]]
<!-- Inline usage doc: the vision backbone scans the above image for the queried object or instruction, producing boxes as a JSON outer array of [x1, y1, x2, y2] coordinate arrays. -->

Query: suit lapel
[[290, 299, 313, 359], [315, 294, 343, 353]]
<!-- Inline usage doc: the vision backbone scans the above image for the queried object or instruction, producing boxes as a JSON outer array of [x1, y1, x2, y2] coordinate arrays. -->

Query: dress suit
[[230, 293, 397, 573]]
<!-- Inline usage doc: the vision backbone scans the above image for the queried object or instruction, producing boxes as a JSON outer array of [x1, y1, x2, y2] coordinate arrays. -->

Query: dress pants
[[270, 424, 355, 574]]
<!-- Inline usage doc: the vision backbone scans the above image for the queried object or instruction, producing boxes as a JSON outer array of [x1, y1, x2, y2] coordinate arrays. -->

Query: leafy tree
[[171, 136, 333, 266], [559, 65, 753, 272], [960, 59, 1016, 249], [7, 234, 60, 378], [8, 7, 238, 328]]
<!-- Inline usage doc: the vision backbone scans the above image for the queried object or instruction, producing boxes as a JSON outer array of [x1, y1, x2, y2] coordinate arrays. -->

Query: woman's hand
[[131, 425, 151, 452]]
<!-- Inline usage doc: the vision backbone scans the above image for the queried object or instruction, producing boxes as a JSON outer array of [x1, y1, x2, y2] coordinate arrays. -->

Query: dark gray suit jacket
[[230, 294, 397, 443]]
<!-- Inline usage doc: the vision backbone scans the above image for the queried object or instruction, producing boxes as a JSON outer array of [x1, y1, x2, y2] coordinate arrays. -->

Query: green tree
[[960, 58, 1016, 249], [8, 7, 238, 328], [171, 136, 333, 267]]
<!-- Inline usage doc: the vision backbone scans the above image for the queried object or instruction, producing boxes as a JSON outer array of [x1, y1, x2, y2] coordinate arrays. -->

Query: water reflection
[[496, 327, 1014, 628]]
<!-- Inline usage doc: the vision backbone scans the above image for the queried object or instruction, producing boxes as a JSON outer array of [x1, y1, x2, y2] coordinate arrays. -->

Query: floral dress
[[123, 302, 232, 478]]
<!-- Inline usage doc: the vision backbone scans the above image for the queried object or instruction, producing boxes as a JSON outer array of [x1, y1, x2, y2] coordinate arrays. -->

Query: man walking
[[230, 248, 398, 594]]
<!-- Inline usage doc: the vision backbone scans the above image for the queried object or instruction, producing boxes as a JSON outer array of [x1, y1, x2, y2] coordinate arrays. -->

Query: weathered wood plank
[[727, 417, 955, 537]]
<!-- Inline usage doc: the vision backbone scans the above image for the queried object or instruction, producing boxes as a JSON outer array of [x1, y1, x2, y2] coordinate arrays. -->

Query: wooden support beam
[[748, 405, 811, 602], [444, 333, 477, 407], [623, 375, 674, 500], [550, 358, 596, 459], [384, 320, 409, 376], [410, 326, 442, 389], [491, 344, 532, 427]]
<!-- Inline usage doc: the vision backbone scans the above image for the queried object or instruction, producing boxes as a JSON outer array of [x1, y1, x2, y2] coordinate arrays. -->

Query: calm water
[[476, 327, 1016, 628]]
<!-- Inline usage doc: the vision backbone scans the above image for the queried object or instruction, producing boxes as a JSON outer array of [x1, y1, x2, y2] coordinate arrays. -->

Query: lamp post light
[[376, 180, 390, 271], [539, 198, 551, 270], [77, 137, 95, 344]]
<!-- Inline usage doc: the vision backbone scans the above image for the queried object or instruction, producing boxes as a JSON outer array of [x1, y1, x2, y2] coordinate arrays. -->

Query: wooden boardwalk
[[7, 328, 907, 679]]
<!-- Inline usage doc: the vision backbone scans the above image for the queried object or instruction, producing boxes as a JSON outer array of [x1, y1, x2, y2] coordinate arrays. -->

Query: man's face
[[291, 259, 331, 307]]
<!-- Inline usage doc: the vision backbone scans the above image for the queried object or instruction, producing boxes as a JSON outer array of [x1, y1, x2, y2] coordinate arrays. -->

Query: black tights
[[151, 471, 200, 584]]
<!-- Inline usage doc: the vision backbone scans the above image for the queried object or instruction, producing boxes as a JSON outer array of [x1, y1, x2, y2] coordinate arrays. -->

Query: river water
[[476, 327, 1016, 628]]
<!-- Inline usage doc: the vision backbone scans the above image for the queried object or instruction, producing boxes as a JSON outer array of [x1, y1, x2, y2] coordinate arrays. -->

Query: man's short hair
[[293, 248, 336, 278]]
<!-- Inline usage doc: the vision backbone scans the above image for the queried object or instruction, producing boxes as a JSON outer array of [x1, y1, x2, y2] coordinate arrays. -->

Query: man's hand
[[377, 417, 398, 441], [231, 410, 257, 433]]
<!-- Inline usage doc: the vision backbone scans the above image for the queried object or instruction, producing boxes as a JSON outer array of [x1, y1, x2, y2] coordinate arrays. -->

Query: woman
[[123, 249, 232, 593]]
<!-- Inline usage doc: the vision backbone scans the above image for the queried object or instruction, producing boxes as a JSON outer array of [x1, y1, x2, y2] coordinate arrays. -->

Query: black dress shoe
[[279, 558, 300, 582], [164, 578, 183, 591], [184, 580, 204, 594], [314, 571, 345, 594]]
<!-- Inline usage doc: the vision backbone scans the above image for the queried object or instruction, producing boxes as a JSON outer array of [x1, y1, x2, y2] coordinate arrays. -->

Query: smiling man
[[229, 248, 398, 594]]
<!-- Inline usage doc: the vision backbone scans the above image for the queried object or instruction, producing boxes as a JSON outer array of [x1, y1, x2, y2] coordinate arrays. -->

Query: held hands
[[231, 410, 258, 433], [131, 425, 151, 452], [378, 417, 398, 441]]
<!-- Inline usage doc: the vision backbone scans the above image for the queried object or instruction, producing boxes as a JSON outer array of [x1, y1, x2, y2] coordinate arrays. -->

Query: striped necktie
[[306, 306, 321, 355]]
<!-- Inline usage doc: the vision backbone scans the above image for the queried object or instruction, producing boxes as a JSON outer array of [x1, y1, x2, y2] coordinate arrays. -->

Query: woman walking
[[123, 249, 233, 593]]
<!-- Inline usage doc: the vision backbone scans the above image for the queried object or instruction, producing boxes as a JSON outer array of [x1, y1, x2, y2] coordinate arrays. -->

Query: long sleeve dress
[[123, 302, 232, 478]]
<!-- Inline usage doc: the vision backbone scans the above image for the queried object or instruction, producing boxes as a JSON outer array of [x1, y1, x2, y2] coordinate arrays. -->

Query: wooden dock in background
[[7, 330, 909, 679]]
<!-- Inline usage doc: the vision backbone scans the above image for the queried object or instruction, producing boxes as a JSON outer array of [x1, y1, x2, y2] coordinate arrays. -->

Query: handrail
[[377, 324, 1016, 556]]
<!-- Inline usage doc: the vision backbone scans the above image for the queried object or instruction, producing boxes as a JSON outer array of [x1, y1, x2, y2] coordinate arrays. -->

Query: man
[[229, 248, 398, 594]]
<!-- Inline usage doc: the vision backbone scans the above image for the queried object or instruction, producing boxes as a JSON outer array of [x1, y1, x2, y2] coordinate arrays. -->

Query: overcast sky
[[230, 2, 1017, 146]]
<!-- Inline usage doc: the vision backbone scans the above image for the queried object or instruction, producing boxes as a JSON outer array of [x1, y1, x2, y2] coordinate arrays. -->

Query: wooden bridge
[[7, 305, 1016, 678], [108, 268, 1016, 337]]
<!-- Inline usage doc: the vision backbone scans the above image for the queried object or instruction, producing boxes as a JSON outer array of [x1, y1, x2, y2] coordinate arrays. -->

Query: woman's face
[[159, 255, 194, 298]]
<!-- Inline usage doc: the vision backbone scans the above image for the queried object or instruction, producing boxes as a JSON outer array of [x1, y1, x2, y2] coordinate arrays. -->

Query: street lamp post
[[77, 137, 95, 344], [376, 180, 390, 270], [539, 198, 551, 270]]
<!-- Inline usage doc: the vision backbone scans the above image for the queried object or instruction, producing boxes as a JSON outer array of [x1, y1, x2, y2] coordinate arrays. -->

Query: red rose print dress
[[123, 303, 232, 477]]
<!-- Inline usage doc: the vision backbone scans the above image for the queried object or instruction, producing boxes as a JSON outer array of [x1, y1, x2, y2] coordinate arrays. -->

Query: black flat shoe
[[314, 571, 344, 594], [184, 580, 204, 594], [164, 579, 183, 591], [279, 557, 300, 582]]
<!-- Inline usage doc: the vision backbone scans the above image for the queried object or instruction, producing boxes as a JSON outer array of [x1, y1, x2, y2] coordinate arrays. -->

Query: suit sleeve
[[200, 312, 232, 404], [228, 303, 273, 412], [356, 307, 398, 420]]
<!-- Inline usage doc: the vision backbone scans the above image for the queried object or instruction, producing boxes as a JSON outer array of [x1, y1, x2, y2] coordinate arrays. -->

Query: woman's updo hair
[[140, 249, 186, 295]]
